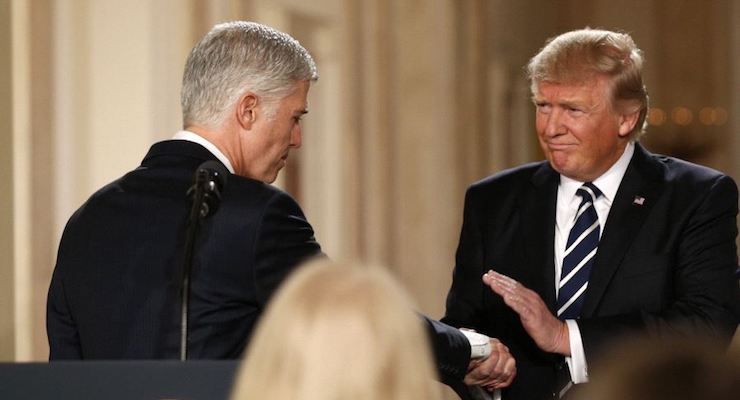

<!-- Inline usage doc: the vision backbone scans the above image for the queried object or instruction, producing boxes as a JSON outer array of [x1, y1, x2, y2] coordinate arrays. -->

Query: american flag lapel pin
[[633, 195, 645, 206]]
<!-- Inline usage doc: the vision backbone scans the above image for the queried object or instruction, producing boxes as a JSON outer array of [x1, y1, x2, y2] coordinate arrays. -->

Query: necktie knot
[[577, 182, 602, 203]]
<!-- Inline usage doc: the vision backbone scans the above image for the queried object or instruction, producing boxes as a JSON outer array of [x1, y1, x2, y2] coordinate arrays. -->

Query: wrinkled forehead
[[532, 74, 612, 99]]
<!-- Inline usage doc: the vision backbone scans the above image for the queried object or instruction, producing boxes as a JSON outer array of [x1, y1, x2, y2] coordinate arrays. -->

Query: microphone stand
[[180, 169, 209, 361], [179, 161, 226, 361]]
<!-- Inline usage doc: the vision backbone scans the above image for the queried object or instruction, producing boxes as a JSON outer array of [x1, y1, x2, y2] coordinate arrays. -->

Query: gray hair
[[527, 28, 648, 140], [181, 21, 318, 128]]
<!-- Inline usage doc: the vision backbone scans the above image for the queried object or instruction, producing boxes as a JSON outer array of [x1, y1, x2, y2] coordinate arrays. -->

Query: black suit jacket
[[423, 317, 473, 399], [47, 140, 323, 359], [443, 144, 739, 400], [47, 140, 472, 393]]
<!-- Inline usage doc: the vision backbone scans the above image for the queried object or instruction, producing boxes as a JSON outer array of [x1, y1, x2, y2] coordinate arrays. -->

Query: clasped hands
[[464, 270, 571, 390], [463, 335, 516, 390]]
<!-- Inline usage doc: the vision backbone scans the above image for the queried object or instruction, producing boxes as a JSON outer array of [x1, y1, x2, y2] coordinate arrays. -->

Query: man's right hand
[[464, 338, 516, 390]]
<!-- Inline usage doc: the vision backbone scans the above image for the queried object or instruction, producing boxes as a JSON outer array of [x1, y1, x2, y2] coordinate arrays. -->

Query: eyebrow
[[559, 100, 583, 108], [532, 97, 584, 109]]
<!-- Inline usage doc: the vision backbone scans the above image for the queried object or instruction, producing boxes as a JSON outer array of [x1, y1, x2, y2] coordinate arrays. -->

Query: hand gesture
[[482, 270, 570, 355]]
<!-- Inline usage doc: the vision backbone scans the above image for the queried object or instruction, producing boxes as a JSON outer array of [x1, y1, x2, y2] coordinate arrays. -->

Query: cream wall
[[5, 0, 203, 361], [1, 0, 16, 361], [3, 0, 738, 363]]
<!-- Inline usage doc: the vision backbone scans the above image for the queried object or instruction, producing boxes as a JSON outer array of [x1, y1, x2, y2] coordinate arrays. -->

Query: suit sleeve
[[443, 187, 488, 330], [47, 261, 83, 360], [421, 316, 475, 400], [579, 174, 740, 359], [252, 191, 323, 306], [422, 315, 471, 381]]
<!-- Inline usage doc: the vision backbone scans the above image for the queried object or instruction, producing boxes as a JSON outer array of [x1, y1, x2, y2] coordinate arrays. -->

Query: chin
[[549, 156, 573, 174], [265, 171, 280, 183]]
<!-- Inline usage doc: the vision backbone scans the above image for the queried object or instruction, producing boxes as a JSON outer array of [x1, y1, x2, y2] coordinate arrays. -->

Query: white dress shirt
[[172, 130, 235, 173], [554, 142, 634, 383]]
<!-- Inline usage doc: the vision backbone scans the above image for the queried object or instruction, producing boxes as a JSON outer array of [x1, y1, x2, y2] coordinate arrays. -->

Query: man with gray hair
[[443, 28, 738, 399], [47, 21, 322, 359], [46, 23, 507, 396]]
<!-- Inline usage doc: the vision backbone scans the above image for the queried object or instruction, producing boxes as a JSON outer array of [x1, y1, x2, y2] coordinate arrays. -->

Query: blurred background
[[1, 0, 738, 362]]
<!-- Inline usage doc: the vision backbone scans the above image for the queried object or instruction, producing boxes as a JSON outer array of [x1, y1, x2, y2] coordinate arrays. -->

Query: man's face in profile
[[239, 80, 310, 183]]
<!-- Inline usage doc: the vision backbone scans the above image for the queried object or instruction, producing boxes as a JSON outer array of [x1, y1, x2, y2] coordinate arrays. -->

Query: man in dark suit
[[46, 21, 513, 393], [47, 21, 323, 360], [443, 28, 739, 400]]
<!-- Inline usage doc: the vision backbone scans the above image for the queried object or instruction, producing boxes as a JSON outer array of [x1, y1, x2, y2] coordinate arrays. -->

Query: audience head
[[574, 335, 740, 400], [230, 259, 442, 400]]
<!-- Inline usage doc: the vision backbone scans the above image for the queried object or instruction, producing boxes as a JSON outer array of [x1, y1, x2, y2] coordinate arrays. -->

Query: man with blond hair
[[444, 28, 739, 399]]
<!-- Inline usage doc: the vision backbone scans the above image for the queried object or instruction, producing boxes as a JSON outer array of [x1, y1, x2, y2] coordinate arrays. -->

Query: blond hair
[[527, 28, 648, 139], [230, 259, 442, 400]]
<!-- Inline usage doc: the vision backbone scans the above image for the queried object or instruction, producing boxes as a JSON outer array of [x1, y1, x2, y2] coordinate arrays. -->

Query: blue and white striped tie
[[557, 183, 602, 320]]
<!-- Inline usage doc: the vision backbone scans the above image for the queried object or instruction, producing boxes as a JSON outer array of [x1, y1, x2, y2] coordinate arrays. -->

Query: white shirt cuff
[[564, 320, 589, 384]]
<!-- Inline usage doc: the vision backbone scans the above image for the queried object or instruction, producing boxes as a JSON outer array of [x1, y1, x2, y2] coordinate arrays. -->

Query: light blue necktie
[[557, 183, 602, 319]]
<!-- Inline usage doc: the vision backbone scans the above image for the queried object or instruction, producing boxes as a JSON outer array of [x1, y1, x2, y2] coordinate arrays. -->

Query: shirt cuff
[[564, 319, 589, 384]]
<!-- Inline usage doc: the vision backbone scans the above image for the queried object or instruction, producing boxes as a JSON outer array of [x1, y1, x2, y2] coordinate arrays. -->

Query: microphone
[[180, 160, 228, 360], [188, 160, 228, 219]]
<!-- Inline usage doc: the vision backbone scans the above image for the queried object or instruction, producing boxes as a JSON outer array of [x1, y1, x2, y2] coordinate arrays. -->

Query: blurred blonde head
[[230, 259, 442, 400], [574, 336, 740, 400]]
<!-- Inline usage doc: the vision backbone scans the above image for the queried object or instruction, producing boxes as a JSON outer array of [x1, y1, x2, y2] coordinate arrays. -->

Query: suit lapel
[[581, 144, 664, 317], [522, 163, 560, 311]]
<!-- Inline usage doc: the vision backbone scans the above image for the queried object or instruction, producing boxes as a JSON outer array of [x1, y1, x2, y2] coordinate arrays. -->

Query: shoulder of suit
[[469, 160, 549, 190], [645, 151, 732, 186], [461, 161, 552, 207], [225, 175, 302, 208]]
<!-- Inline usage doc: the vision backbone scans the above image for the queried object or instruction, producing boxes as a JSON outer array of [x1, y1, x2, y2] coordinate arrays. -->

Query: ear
[[617, 109, 641, 138], [236, 92, 259, 130]]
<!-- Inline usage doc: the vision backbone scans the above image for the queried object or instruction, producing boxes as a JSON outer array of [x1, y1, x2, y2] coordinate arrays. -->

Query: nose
[[289, 125, 302, 148], [543, 109, 566, 137]]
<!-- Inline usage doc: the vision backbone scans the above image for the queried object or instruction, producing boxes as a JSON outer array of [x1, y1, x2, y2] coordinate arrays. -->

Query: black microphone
[[180, 160, 228, 360], [188, 160, 228, 219]]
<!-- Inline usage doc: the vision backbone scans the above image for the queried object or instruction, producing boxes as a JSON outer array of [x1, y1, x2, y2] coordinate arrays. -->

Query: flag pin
[[633, 196, 645, 206]]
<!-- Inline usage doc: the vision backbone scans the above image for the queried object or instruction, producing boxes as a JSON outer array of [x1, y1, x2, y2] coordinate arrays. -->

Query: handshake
[[460, 329, 517, 393], [461, 329, 493, 359]]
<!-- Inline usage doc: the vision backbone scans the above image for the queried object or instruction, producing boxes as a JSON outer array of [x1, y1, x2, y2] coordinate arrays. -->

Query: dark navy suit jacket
[[47, 140, 471, 393], [47, 140, 324, 359], [443, 143, 739, 400]]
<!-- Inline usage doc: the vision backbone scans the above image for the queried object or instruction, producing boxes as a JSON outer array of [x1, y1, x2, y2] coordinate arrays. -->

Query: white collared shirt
[[554, 141, 635, 383], [172, 130, 235, 174]]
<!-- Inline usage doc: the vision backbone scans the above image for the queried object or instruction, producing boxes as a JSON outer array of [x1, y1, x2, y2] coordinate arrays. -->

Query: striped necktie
[[557, 182, 602, 320]]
